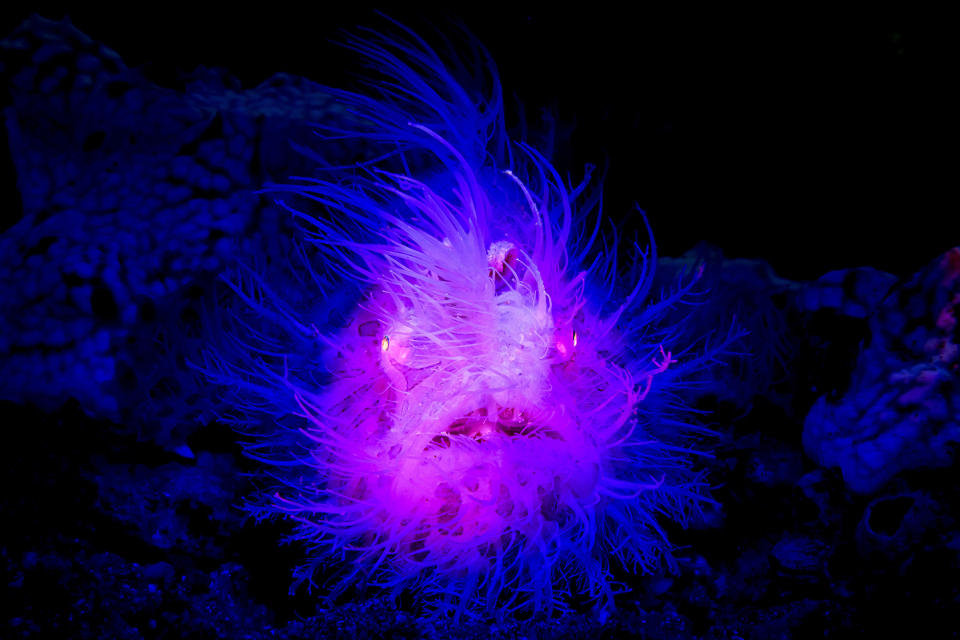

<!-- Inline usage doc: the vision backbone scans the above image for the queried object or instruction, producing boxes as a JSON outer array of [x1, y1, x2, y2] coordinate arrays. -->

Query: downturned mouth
[[429, 406, 541, 448]]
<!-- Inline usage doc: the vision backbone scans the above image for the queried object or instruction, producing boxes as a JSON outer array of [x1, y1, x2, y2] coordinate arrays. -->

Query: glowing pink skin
[[212, 27, 715, 620], [269, 145, 690, 618]]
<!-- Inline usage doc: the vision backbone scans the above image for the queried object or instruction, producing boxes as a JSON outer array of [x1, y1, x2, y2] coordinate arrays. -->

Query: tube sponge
[[200, 23, 731, 620]]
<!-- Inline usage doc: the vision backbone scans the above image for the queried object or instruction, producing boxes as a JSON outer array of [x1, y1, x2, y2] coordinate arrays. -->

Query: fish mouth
[[430, 406, 558, 448]]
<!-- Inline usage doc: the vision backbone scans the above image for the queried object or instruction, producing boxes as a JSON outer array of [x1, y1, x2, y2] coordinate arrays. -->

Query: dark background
[[0, 9, 957, 637], [1, 7, 954, 280]]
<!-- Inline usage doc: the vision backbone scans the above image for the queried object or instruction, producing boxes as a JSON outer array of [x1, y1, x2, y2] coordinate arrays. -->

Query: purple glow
[[201, 24, 724, 620]]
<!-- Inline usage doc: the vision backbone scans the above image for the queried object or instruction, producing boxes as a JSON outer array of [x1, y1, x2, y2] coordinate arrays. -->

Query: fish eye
[[381, 336, 390, 352]]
